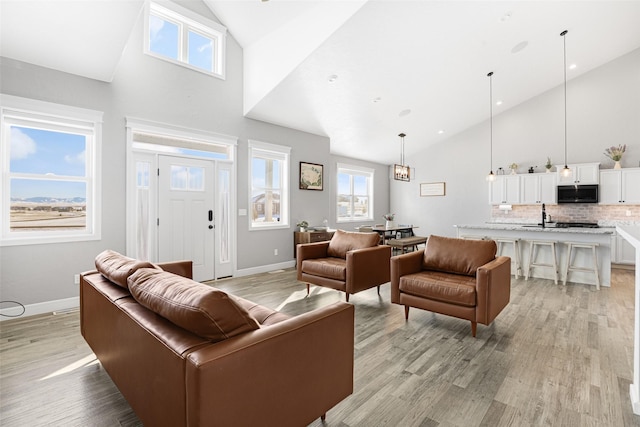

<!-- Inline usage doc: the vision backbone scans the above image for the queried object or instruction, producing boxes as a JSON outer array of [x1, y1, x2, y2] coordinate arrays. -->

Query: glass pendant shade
[[560, 30, 571, 178], [486, 71, 495, 181], [393, 133, 410, 182]]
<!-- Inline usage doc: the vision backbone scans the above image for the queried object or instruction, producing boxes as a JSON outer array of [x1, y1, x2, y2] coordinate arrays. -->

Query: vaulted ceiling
[[2, 1, 640, 164]]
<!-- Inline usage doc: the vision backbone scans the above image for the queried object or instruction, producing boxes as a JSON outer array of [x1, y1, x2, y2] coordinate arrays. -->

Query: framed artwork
[[299, 162, 323, 190], [420, 182, 446, 197]]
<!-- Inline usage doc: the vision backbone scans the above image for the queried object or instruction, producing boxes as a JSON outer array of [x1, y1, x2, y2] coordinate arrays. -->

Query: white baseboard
[[0, 297, 79, 321], [234, 260, 296, 277]]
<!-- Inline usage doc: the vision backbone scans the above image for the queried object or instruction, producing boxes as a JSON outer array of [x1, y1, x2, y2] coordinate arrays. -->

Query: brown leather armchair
[[391, 235, 511, 337], [297, 229, 391, 302]]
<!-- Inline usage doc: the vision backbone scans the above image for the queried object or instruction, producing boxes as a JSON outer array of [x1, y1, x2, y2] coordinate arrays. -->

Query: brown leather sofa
[[391, 235, 511, 337], [297, 229, 392, 301], [81, 250, 354, 427]]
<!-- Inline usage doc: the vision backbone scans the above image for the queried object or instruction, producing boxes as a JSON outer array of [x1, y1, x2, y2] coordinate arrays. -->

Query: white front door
[[158, 155, 214, 281]]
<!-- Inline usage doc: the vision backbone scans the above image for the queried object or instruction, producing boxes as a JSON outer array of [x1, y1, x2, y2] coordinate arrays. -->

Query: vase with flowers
[[545, 157, 553, 173], [604, 144, 626, 169], [509, 163, 518, 175], [383, 213, 395, 229]]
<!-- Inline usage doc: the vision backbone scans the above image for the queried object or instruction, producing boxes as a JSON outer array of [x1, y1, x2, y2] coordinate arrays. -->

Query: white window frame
[[248, 140, 290, 231], [0, 94, 103, 246], [145, 0, 227, 79], [336, 163, 374, 223]]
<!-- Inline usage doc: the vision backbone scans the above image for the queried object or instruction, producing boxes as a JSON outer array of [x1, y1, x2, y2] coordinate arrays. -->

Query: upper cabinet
[[489, 175, 520, 205], [520, 173, 557, 205], [556, 162, 600, 185], [600, 168, 640, 204]]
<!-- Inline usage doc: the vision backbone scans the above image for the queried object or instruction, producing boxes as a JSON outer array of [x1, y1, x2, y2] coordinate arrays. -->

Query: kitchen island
[[455, 223, 615, 287]]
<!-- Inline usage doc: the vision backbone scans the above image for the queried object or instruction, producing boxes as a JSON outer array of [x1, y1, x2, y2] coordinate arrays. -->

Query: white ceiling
[[2, 0, 640, 165]]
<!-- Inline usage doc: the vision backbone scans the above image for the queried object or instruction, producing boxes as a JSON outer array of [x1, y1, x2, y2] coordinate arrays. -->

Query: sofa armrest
[[157, 260, 193, 279], [390, 250, 424, 303], [185, 301, 354, 426], [475, 255, 511, 325], [345, 245, 392, 294], [296, 241, 330, 279]]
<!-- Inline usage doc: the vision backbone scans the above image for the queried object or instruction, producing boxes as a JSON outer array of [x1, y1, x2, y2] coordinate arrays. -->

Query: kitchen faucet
[[541, 203, 546, 228]]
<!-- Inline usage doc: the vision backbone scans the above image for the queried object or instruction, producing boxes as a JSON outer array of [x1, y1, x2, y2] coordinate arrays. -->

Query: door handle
[[208, 210, 213, 221]]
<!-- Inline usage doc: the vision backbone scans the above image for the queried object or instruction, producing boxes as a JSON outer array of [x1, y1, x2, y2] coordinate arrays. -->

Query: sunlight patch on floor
[[39, 354, 99, 381]]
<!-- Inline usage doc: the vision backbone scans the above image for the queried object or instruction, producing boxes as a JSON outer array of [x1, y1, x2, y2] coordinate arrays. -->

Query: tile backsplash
[[491, 204, 640, 226]]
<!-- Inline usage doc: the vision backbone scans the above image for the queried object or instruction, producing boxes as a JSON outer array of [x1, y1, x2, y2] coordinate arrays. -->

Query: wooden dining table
[[371, 224, 418, 244]]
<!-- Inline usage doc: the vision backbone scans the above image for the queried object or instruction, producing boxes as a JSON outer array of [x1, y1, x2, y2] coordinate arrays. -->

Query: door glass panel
[[218, 169, 230, 263], [136, 161, 151, 260]]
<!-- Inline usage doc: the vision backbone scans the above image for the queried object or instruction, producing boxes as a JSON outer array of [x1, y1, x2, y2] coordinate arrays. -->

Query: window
[[146, 1, 226, 79], [249, 140, 290, 230], [1, 94, 102, 246], [337, 163, 374, 222]]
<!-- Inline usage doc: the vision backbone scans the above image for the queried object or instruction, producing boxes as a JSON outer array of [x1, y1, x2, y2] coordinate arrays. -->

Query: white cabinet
[[600, 168, 640, 204], [489, 175, 520, 205], [612, 232, 636, 265], [520, 173, 557, 204], [556, 162, 600, 185]]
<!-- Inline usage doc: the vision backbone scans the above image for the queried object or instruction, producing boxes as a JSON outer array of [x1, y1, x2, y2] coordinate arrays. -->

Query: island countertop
[[455, 223, 615, 235]]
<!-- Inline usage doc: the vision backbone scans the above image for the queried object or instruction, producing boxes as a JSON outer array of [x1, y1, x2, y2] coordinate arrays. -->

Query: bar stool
[[563, 242, 600, 290], [526, 240, 558, 284], [494, 238, 522, 279]]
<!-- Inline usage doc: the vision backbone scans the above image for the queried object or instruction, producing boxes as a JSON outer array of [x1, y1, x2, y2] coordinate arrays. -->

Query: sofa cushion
[[399, 270, 477, 307], [422, 235, 496, 277], [327, 229, 380, 259], [301, 258, 347, 281], [127, 268, 259, 342], [95, 249, 159, 289]]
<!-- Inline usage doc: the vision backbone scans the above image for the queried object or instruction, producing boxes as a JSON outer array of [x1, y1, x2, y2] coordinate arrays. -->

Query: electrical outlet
[[274, 249, 278, 256], [74, 274, 80, 285]]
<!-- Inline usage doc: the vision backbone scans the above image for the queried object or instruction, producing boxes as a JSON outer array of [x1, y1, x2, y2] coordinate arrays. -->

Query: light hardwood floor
[[1, 268, 639, 426]]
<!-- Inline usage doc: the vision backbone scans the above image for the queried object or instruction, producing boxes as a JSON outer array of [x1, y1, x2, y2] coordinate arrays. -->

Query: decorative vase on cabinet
[[614, 161, 621, 170]]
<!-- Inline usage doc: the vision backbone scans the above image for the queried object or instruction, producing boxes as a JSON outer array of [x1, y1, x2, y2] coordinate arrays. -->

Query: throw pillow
[[95, 249, 159, 289], [128, 268, 260, 342]]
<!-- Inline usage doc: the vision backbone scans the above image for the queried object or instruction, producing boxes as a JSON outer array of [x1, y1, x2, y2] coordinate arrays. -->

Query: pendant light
[[393, 133, 410, 181], [560, 30, 571, 178], [486, 71, 496, 182]]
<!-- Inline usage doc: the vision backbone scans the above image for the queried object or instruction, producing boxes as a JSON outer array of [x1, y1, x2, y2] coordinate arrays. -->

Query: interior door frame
[[125, 118, 237, 279]]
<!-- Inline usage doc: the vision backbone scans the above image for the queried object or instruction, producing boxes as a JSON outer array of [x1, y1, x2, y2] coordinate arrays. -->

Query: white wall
[[392, 48, 640, 238], [0, 2, 389, 314]]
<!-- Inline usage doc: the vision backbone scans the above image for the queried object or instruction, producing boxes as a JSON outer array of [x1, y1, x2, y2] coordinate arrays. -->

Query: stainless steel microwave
[[557, 184, 599, 204]]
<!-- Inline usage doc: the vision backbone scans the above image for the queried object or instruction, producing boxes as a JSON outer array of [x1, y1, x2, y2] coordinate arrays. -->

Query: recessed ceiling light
[[399, 109, 411, 117], [373, 97, 382, 103], [569, 64, 577, 70], [328, 74, 338, 83], [511, 41, 528, 54], [496, 100, 503, 106], [437, 130, 445, 134]]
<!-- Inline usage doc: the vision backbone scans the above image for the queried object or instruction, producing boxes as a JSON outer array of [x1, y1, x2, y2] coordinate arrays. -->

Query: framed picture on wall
[[420, 182, 446, 197], [299, 162, 323, 190]]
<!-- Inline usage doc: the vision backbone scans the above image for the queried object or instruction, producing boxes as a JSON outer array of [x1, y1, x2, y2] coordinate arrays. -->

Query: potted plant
[[382, 213, 395, 229], [509, 163, 518, 175], [296, 220, 309, 232], [604, 144, 626, 169], [545, 157, 553, 173]]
